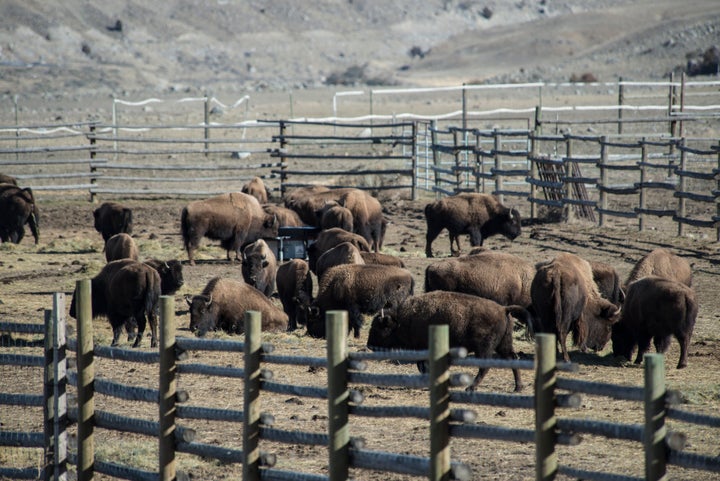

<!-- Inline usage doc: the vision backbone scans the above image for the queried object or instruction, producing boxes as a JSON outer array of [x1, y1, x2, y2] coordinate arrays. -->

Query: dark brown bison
[[530, 253, 621, 362], [186, 277, 288, 336], [424, 193, 521, 257], [94, 202, 133, 242], [69, 259, 161, 348], [307, 227, 371, 274], [314, 241, 366, 279], [241, 238, 277, 297], [612, 276, 697, 369], [367, 291, 530, 392], [284, 187, 386, 252], [305, 263, 415, 339], [104, 233, 139, 262], [262, 204, 307, 227], [181, 192, 279, 265], [241, 176, 269, 204], [143, 258, 185, 296], [424, 250, 535, 309], [276, 259, 314, 332], [625, 248, 692, 288], [0, 174, 18, 185], [0, 185, 39, 244], [588, 260, 625, 306]]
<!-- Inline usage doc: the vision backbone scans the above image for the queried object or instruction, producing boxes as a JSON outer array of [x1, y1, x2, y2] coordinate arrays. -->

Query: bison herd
[[1, 173, 700, 391]]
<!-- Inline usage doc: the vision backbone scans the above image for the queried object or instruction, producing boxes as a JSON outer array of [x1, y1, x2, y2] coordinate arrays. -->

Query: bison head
[[610, 319, 635, 362], [500, 208, 522, 241], [303, 305, 325, 338], [152, 259, 184, 295], [187, 294, 217, 337], [366, 311, 400, 351]]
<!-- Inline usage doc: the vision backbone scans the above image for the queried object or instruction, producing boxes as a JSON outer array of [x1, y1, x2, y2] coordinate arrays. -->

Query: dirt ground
[[1, 189, 719, 480]]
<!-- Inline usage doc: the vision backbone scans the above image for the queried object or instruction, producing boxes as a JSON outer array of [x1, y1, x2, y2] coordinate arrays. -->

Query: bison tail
[[180, 207, 190, 249]]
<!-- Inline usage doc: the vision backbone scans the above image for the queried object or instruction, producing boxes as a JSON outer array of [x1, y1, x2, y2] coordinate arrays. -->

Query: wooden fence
[[3, 287, 720, 480]]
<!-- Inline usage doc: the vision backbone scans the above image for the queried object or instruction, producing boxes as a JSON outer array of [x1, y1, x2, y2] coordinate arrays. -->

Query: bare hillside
[[0, 0, 718, 102]]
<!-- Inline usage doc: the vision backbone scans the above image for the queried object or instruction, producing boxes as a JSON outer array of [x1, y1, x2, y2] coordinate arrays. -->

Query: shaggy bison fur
[[276, 259, 314, 332], [241, 238, 277, 297], [94, 202, 133, 242], [531, 253, 621, 362], [242, 176, 269, 204], [0, 185, 39, 244], [104, 233, 139, 262], [262, 204, 307, 227], [186, 277, 288, 336], [314, 241, 366, 279], [307, 227, 371, 273], [612, 276, 697, 369], [424, 193, 521, 257], [625, 248, 692, 288], [180, 192, 279, 265], [367, 291, 530, 392], [305, 263, 415, 339]]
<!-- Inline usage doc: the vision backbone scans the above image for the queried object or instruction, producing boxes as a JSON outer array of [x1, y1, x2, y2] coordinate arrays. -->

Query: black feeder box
[[264, 226, 320, 262]]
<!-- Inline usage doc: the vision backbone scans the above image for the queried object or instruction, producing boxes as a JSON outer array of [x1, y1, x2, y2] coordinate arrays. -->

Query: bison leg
[[28, 212, 39, 244], [148, 313, 158, 348], [425, 224, 443, 258], [133, 314, 147, 348], [633, 334, 653, 365], [349, 307, 363, 338], [557, 328, 571, 363], [466, 367, 489, 392], [449, 233, 461, 256], [676, 334, 690, 369], [111, 325, 123, 347], [653, 335, 672, 354]]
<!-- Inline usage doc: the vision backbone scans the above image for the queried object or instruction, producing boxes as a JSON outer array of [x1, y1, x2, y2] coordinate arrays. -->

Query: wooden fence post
[[639, 139, 647, 232], [535, 333, 557, 481], [204, 94, 210, 158], [429, 324, 450, 481], [88, 124, 97, 204], [677, 138, 687, 237], [278, 121, 287, 197], [159, 296, 177, 481], [529, 131, 538, 219], [411, 121, 418, 201], [564, 135, 575, 223], [452, 129, 461, 193], [326, 310, 349, 481], [716, 140, 720, 242], [494, 129, 503, 204], [644, 353, 667, 481], [75, 280, 94, 481], [44, 293, 68, 481], [431, 121, 440, 198], [598, 136, 608, 228], [243, 311, 262, 481], [617, 77, 624, 135]]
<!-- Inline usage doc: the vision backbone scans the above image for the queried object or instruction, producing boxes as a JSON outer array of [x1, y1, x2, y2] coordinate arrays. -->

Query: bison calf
[[612, 276, 697, 369], [305, 263, 415, 339], [0, 185, 39, 244], [187, 277, 288, 336], [367, 291, 529, 392], [424, 193, 521, 257], [241, 238, 277, 297], [104, 233, 139, 262]]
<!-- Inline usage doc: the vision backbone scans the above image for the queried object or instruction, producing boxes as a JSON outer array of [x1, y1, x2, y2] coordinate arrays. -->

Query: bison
[[241, 238, 277, 297], [262, 204, 307, 227], [367, 291, 530, 392], [314, 241, 366, 279], [530, 253, 621, 362], [69, 259, 161, 348], [612, 276, 697, 369], [180, 192, 279, 265], [276, 259, 314, 332], [94, 202, 133, 242], [186, 277, 288, 336], [625, 248, 692, 288], [104, 233, 139, 262], [359, 251, 405, 268], [143, 258, 185, 296], [0, 174, 18, 185], [424, 250, 535, 309], [305, 263, 415, 339], [0, 185, 39, 244], [242, 176, 269, 204], [307, 227, 371, 274], [424, 193, 521, 257], [318, 202, 354, 232]]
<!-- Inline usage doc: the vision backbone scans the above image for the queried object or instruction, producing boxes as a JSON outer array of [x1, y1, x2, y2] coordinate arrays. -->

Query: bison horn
[[184, 294, 193, 307], [206, 294, 213, 307]]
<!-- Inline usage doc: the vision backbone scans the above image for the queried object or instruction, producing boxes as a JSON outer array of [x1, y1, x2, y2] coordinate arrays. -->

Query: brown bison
[[262, 204, 307, 227], [284, 187, 386, 252], [424, 250, 535, 309], [314, 241, 366, 279], [94, 202, 133, 242], [424, 193, 521, 257], [367, 291, 530, 392], [307, 227, 371, 273], [360, 251, 406, 268], [530, 253, 621, 362], [180, 192, 279, 265], [241, 239, 277, 297], [104, 233, 139, 262], [0, 185, 39, 244], [69, 259, 161, 348], [186, 277, 288, 336], [305, 263, 415, 339], [588, 260, 625, 306], [242, 176, 269, 204], [318, 202, 354, 232], [625, 248, 692, 288], [276, 259, 314, 332], [612, 276, 697, 369]]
